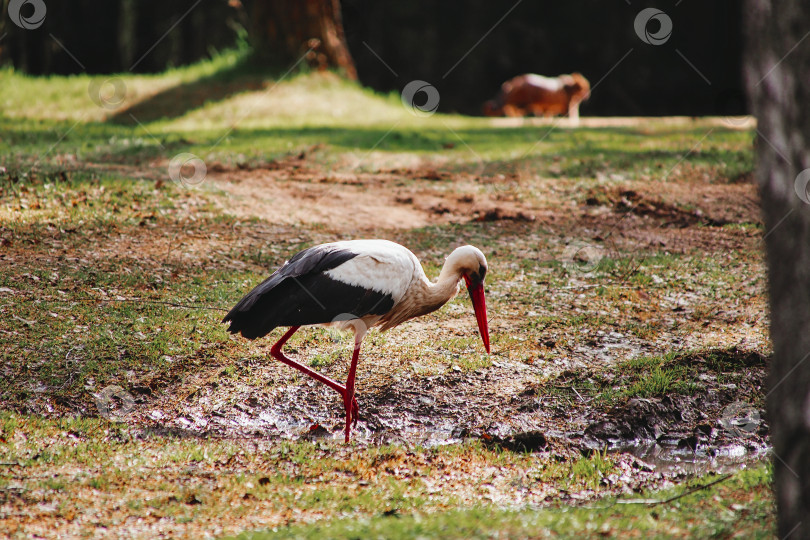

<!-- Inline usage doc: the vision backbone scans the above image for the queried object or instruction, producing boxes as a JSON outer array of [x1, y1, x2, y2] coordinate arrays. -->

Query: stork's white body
[[223, 239, 490, 442], [323, 240, 422, 307]]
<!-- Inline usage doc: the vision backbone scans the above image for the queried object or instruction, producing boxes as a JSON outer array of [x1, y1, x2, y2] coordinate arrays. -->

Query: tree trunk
[[0, 0, 6, 65], [744, 1, 810, 537], [249, 0, 357, 79]]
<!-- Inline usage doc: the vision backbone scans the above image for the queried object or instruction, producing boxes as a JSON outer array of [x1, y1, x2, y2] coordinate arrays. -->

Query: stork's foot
[[343, 392, 359, 443], [267, 326, 363, 443]]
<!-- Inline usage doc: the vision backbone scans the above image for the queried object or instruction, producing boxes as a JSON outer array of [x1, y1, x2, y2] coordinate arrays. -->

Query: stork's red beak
[[466, 278, 490, 354]]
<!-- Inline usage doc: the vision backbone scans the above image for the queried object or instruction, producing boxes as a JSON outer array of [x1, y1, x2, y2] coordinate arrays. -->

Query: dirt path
[[208, 163, 538, 230]]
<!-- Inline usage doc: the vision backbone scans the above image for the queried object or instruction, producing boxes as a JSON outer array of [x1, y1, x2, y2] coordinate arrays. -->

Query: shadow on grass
[[107, 55, 300, 125], [0, 114, 752, 181]]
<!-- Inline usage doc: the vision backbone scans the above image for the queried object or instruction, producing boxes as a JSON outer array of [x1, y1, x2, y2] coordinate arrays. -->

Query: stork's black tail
[[222, 244, 361, 339]]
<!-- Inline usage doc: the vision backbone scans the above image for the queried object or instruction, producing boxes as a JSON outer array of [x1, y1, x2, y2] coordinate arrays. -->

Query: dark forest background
[[0, 0, 745, 116]]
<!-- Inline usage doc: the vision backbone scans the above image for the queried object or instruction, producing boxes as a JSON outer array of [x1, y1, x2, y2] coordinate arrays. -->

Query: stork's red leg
[[270, 326, 345, 394], [269, 326, 359, 438], [343, 341, 362, 442]]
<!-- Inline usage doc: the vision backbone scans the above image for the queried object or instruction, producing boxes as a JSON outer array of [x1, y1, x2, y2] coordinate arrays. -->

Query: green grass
[[0, 412, 774, 539], [0, 413, 631, 531], [229, 466, 773, 539], [1, 46, 754, 179], [625, 365, 691, 398], [0, 119, 753, 187]]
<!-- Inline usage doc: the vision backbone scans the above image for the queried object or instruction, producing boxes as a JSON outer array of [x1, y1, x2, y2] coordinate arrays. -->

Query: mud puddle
[[131, 348, 769, 475], [614, 440, 769, 474], [584, 397, 769, 475]]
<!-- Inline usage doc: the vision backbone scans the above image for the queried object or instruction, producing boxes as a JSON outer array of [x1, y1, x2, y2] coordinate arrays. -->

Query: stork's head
[[446, 245, 490, 353]]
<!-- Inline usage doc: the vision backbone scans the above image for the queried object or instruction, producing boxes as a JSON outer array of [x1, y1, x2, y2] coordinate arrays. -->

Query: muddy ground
[[133, 345, 768, 471], [60, 151, 768, 474]]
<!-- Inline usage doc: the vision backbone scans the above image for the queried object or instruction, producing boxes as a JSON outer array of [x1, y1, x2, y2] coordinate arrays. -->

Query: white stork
[[222, 239, 490, 442]]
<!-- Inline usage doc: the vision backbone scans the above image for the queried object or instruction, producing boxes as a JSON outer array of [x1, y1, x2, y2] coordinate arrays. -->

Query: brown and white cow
[[483, 73, 591, 124]]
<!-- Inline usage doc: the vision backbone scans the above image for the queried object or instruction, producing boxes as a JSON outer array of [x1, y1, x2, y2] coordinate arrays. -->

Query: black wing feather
[[222, 244, 394, 339]]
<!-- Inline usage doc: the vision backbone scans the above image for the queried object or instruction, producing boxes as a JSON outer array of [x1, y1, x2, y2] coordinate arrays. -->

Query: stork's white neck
[[423, 248, 475, 306], [377, 245, 485, 331], [428, 265, 463, 305]]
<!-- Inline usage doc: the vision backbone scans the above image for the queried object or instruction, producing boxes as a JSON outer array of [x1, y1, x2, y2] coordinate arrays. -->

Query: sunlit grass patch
[[0, 48, 251, 122], [228, 464, 773, 539], [2, 55, 757, 176], [3, 413, 701, 537]]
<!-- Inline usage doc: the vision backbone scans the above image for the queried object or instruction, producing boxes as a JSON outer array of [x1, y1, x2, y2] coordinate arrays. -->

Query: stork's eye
[[466, 269, 484, 287]]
